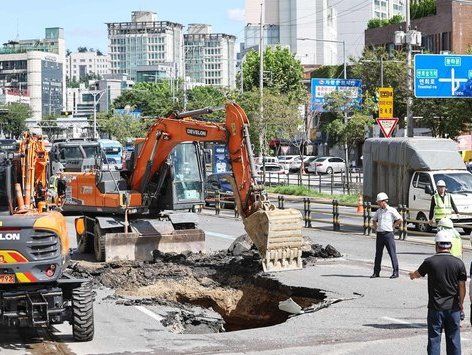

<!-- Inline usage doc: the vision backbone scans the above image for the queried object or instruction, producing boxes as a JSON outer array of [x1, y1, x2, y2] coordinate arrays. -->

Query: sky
[[0, 0, 246, 53]]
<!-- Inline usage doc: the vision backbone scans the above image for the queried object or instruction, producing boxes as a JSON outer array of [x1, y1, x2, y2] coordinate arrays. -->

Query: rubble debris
[[161, 308, 225, 334], [228, 234, 255, 256], [67, 241, 341, 333], [278, 298, 303, 314]]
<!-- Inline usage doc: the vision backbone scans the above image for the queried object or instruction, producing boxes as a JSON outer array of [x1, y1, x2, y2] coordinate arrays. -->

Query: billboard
[[310, 78, 362, 112]]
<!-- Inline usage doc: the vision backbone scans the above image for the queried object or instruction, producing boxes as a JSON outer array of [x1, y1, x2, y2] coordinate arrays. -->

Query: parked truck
[[363, 137, 472, 233]]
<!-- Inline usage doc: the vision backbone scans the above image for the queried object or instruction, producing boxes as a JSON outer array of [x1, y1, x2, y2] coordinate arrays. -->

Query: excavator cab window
[[171, 143, 204, 203]]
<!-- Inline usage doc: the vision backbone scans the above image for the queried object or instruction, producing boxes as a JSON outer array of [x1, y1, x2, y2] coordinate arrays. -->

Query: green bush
[[411, 0, 436, 20], [367, 14, 405, 29], [267, 185, 359, 205]]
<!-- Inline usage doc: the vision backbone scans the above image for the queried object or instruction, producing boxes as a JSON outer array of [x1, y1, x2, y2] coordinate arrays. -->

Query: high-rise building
[[335, 0, 405, 63], [242, 0, 405, 66], [66, 51, 111, 82], [184, 24, 236, 88], [107, 11, 184, 81], [0, 28, 66, 119], [243, 0, 337, 66]]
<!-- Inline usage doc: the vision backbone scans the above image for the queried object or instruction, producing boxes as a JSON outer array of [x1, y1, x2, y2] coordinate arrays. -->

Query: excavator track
[[243, 206, 303, 272]]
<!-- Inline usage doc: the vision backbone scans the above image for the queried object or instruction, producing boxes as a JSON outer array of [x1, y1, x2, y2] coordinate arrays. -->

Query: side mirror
[[425, 185, 433, 195]]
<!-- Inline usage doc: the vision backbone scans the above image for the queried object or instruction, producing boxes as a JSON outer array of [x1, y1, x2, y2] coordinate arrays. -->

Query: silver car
[[307, 156, 345, 174]]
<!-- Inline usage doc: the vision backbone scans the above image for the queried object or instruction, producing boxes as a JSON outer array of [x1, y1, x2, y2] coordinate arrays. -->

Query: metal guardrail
[[261, 170, 363, 195], [277, 196, 472, 241], [200, 192, 472, 243]]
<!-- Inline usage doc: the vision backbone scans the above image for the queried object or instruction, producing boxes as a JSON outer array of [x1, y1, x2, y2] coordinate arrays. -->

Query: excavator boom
[[124, 102, 303, 271]]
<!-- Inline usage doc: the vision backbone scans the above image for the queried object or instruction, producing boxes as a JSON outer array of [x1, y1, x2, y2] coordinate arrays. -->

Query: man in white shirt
[[371, 192, 403, 279]]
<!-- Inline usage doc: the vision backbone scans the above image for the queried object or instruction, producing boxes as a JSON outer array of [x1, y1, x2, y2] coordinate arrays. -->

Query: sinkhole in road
[[118, 275, 327, 333], [69, 242, 340, 333]]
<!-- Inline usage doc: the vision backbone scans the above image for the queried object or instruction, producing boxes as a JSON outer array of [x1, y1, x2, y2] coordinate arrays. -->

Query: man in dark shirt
[[409, 230, 467, 355]]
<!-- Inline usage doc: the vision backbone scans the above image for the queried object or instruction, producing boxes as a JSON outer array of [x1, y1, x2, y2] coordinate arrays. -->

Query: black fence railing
[[260, 170, 363, 195]]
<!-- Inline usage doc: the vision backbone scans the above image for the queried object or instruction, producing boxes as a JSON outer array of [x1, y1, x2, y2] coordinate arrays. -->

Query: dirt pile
[[67, 241, 341, 333]]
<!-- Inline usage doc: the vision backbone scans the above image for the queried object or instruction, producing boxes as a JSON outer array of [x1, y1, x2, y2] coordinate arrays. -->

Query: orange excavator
[[63, 103, 303, 271], [0, 133, 94, 341]]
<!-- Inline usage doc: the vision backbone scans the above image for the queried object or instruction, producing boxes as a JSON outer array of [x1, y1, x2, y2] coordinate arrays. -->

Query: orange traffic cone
[[356, 194, 364, 214]]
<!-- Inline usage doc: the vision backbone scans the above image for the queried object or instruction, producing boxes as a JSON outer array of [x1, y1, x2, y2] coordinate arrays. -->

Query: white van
[[409, 170, 472, 233]]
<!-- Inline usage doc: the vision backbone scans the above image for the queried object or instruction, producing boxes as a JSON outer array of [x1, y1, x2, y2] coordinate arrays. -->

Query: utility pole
[[380, 57, 384, 87], [341, 40, 350, 193], [406, 0, 414, 137], [259, 0, 265, 159], [91, 90, 106, 139]]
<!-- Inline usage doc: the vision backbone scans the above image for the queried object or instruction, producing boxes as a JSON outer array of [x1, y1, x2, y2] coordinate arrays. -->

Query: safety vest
[[450, 229, 463, 259], [433, 193, 452, 221]]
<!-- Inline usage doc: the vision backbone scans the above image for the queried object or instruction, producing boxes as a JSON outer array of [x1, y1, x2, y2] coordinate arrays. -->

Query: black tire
[[77, 232, 93, 254], [72, 283, 94, 342], [415, 213, 432, 233], [93, 224, 105, 262], [326, 167, 333, 175]]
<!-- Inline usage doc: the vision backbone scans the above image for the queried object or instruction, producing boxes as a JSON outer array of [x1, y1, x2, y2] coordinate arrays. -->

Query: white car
[[277, 155, 300, 172], [255, 163, 286, 175], [254, 156, 279, 165], [289, 156, 318, 173], [307, 156, 346, 174]]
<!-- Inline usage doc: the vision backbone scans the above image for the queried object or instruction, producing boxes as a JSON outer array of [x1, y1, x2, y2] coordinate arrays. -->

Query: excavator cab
[[149, 143, 205, 212]]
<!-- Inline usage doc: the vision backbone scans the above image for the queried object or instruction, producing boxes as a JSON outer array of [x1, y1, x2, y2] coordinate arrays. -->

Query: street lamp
[[297, 37, 350, 190], [89, 90, 106, 139]]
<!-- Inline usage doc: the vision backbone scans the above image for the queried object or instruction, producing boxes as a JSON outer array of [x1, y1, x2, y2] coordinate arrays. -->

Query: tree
[[113, 81, 183, 116], [351, 47, 408, 123], [77, 46, 88, 53], [96, 49, 103, 56], [241, 46, 305, 101], [97, 112, 149, 144], [186, 86, 228, 121], [414, 98, 472, 138], [237, 89, 304, 154], [0, 103, 30, 137], [322, 91, 375, 151]]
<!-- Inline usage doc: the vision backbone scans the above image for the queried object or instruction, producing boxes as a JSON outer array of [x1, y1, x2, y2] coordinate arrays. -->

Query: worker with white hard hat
[[370, 192, 402, 279], [409, 230, 467, 354], [429, 179, 458, 225], [437, 217, 462, 259]]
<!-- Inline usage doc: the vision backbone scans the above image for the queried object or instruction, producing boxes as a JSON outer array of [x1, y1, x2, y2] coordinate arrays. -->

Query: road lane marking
[[205, 231, 237, 240], [382, 316, 424, 328], [135, 306, 163, 322]]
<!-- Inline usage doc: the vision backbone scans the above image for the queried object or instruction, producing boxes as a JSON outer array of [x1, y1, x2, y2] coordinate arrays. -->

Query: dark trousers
[[373, 231, 399, 274], [427, 309, 461, 355]]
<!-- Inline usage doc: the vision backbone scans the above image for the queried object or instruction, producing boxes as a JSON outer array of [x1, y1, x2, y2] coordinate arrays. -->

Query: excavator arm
[[129, 103, 303, 271], [16, 132, 48, 212]]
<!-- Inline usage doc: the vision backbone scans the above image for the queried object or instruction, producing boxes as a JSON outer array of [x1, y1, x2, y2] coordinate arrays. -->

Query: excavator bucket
[[103, 230, 205, 262], [243, 206, 303, 272], [94, 218, 205, 262]]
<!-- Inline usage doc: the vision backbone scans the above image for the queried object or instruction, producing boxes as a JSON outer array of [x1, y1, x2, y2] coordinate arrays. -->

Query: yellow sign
[[378, 87, 394, 118]]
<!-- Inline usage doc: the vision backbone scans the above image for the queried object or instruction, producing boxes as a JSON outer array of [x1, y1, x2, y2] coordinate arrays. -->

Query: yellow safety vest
[[450, 229, 463, 259], [433, 193, 452, 221]]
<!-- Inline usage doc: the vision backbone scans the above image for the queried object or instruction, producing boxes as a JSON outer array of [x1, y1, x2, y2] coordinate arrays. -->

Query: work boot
[[370, 273, 380, 278], [390, 273, 399, 279]]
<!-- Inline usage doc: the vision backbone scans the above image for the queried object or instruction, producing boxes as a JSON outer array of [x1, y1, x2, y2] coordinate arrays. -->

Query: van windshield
[[433, 173, 472, 193]]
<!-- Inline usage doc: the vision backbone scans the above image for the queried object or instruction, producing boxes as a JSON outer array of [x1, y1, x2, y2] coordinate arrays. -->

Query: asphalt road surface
[[1, 210, 471, 354]]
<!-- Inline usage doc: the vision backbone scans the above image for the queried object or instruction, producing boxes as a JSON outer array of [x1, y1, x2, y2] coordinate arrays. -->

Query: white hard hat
[[376, 192, 389, 202], [435, 230, 452, 243], [436, 180, 446, 187], [437, 217, 454, 229]]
